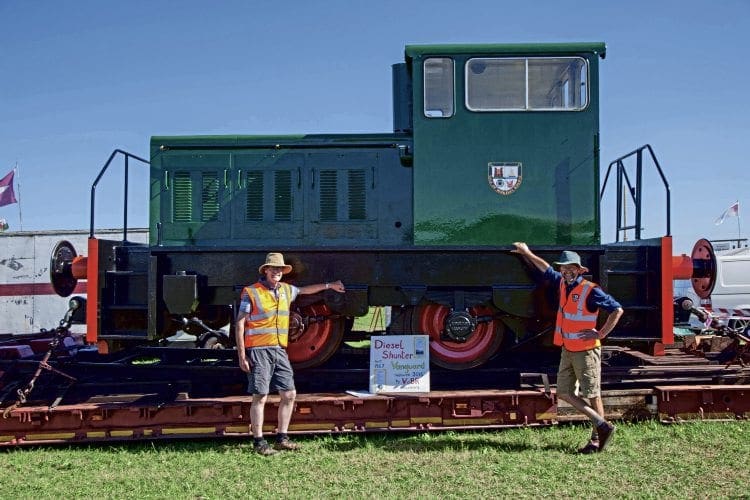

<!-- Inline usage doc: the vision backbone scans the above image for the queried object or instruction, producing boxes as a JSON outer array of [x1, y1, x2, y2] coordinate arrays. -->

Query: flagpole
[[14, 162, 23, 231], [738, 211, 742, 246]]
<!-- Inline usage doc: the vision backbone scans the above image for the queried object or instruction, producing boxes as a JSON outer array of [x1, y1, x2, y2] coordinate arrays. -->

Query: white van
[[700, 243, 750, 329]]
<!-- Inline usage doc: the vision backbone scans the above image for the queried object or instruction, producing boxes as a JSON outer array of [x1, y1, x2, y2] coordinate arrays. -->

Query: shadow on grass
[[3, 433, 582, 455], [316, 433, 573, 454], [1, 427, 590, 455]]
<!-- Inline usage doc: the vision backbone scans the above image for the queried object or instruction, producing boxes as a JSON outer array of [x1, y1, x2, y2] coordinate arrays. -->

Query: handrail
[[600, 144, 671, 242], [90, 149, 150, 240]]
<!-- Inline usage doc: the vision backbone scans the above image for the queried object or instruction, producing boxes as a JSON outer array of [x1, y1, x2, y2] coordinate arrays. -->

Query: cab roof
[[405, 42, 606, 60]]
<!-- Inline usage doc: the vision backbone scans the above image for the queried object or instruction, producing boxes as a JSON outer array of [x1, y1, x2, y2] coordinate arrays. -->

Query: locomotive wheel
[[412, 303, 504, 370], [287, 303, 345, 369], [198, 332, 229, 349]]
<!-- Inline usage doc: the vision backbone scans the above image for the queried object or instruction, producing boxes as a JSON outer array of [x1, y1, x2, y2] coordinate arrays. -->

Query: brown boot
[[274, 437, 301, 451], [253, 439, 278, 456], [596, 422, 615, 452], [577, 440, 599, 454]]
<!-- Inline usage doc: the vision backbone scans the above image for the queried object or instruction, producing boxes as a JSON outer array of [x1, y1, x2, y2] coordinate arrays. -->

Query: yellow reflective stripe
[[557, 279, 599, 349], [248, 309, 290, 321], [248, 286, 265, 320], [244, 282, 291, 339], [562, 332, 588, 340], [247, 327, 289, 335], [562, 311, 597, 321], [578, 282, 591, 313], [246, 333, 288, 348]]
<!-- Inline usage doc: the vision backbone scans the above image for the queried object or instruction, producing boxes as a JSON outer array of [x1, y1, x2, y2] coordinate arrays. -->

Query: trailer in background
[[0, 228, 148, 334]]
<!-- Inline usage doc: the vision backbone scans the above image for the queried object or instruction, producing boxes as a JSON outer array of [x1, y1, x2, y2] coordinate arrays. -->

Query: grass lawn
[[1, 420, 747, 498]]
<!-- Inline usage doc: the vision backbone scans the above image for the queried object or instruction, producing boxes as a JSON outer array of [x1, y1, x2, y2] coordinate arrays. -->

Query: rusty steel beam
[[0, 390, 556, 446], [2, 385, 748, 446], [655, 385, 750, 421]]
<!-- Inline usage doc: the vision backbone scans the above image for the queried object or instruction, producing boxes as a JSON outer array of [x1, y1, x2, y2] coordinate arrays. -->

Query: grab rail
[[90, 149, 150, 241], [600, 144, 671, 241]]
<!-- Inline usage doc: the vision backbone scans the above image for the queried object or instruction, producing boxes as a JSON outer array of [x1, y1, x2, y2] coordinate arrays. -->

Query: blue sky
[[1, 0, 748, 254]]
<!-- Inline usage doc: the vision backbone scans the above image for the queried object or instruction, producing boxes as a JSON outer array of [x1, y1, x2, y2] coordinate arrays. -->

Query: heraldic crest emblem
[[488, 162, 522, 195]]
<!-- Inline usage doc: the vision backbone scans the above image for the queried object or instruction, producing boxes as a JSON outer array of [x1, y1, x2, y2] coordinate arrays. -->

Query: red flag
[[0, 169, 18, 207]]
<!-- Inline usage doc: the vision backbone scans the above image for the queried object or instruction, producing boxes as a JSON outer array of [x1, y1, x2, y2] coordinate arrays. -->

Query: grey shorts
[[556, 347, 601, 399], [246, 346, 296, 395]]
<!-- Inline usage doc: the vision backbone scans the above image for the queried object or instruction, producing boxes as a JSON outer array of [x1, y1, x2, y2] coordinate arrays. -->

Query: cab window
[[424, 58, 454, 118], [466, 57, 588, 111]]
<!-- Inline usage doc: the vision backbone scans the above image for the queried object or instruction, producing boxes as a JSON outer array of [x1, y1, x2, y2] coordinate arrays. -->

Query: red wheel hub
[[286, 303, 344, 369], [414, 303, 503, 370]]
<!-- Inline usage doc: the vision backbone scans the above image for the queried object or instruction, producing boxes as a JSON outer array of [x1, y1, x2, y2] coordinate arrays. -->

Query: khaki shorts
[[556, 347, 601, 399]]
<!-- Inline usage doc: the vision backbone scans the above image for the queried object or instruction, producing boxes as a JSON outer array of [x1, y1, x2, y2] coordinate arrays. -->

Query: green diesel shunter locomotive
[[73, 42, 670, 378]]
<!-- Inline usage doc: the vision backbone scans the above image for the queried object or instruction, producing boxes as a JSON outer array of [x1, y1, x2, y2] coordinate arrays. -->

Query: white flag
[[714, 201, 740, 225]]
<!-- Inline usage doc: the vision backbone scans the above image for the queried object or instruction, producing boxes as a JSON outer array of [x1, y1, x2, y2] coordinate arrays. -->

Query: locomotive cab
[[404, 43, 605, 246]]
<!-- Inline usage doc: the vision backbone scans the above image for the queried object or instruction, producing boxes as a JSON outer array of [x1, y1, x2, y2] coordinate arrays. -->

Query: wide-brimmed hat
[[258, 252, 293, 275], [553, 250, 589, 272]]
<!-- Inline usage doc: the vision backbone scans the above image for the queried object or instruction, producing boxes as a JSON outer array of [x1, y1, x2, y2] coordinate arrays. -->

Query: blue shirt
[[541, 266, 621, 313]]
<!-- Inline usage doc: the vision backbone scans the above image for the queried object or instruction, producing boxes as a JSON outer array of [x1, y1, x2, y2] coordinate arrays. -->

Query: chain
[[2, 304, 80, 418]]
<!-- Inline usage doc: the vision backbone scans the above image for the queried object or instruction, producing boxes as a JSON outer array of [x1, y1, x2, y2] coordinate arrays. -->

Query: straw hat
[[258, 252, 293, 274], [553, 250, 589, 272]]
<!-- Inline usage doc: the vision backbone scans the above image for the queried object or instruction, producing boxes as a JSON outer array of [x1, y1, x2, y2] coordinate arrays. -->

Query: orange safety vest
[[554, 279, 601, 352], [242, 282, 294, 348]]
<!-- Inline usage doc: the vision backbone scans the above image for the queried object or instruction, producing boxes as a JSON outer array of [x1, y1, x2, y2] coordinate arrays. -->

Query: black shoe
[[577, 440, 599, 454], [596, 422, 615, 452], [254, 439, 278, 456]]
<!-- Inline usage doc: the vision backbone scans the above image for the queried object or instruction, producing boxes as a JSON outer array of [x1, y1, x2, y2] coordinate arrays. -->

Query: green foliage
[[1, 421, 747, 498], [352, 306, 386, 333]]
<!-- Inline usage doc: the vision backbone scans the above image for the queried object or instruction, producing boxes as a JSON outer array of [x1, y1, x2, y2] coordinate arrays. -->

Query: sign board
[[369, 335, 430, 393]]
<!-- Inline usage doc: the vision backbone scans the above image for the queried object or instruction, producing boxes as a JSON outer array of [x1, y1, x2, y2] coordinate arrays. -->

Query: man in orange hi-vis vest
[[512, 243, 623, 453], [236, 252, 346, 456]]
